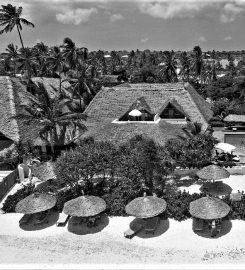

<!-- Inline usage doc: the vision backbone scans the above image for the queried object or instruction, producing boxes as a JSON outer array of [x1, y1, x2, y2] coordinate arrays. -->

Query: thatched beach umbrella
[[32, 162, 56, 182], [189, 196, 230, 220], [196, 165, 230, 181], [215, 142, 236, 153], [63, 196, 106, 217], [125, 193, 167, 218], [15, 193, 57, 214]]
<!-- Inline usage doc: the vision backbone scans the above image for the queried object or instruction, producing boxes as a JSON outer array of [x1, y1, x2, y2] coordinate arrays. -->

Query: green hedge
[[1, 184, 35, 213]]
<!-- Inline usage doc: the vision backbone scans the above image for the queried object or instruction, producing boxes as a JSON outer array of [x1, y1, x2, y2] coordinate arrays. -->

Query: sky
[[1, 0, 245, 52]]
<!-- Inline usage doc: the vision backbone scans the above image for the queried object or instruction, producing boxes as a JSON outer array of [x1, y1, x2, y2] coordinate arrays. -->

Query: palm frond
[[20, 18, 34, 27]]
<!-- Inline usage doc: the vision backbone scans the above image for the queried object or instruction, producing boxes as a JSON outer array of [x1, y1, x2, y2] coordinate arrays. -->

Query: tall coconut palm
[[162, 50, 178, 82], [34, 42, 49, 76], [0, 4, 34, 48], [17, 47, 38, 82], [46, 46, 67, 93], [15, 82, 87, 156], [180, 51, 191, 81], [192, 46, 203, 82], [5, 43, 18, 76], [63, 37, 85, 75]]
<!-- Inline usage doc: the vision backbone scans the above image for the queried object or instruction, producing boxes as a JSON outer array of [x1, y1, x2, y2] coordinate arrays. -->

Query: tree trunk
[[13, 62, 16, 77], [49, 129, 55, 158], [59, 67, 62, 96], [17, 25, 24, 49]]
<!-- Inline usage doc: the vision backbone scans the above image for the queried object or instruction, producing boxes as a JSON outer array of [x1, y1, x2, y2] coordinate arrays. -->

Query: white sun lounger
[[124, 222, 144, 239]]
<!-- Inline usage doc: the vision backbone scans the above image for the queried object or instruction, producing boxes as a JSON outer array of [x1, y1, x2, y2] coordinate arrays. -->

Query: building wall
[[0, 169, 18, 202]]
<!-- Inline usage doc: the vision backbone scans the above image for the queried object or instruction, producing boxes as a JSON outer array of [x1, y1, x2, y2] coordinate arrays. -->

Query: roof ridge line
[[184, 82, 208, 127], [6, 77, 20, 141]]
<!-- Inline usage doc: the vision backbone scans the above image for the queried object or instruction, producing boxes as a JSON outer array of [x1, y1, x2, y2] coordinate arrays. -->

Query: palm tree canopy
[[0, 4, 34, 34], [15, 82, 87, 146], [6, 43, 18, 58]]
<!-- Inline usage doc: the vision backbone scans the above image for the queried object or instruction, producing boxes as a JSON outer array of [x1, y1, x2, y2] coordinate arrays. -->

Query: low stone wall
[[0, 169, 18, 202]]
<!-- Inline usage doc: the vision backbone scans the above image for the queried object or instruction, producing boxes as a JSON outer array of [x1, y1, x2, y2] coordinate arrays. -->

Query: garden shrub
[[1, 184, 35, 213], [54, 187, 82, 212], [102, 177, 144, 216], [163, 190, 206, 221]]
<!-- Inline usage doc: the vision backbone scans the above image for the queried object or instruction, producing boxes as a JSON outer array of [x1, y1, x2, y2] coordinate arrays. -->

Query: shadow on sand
[[67, 213, 109, 235], [200, 183, 232, 197], [19, 209, 59, 231], [129, 218, 169, 239], [193, 220, 232, 239]]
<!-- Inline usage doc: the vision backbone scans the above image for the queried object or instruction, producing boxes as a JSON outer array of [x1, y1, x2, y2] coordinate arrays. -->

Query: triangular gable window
[[160, 103, 186, 119], [119, 97, 154, 121]]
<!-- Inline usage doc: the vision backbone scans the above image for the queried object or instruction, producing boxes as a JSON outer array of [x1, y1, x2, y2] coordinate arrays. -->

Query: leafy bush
[[2, 184, 35, 213], [210, 121, 225, 127], [163, 190, 206, 221], [102, 177, 144, 216], [54, 187, 81, 212]]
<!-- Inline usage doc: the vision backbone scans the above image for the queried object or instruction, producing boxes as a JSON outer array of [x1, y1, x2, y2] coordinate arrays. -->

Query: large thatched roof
[[0, 76, 82, 146], [82, 82, 213, 145], [0, 76, 20, 142], [0, 76, 43, 144], [189, 196, 230, 220], [84, 82, 213, 127], [80, 119, 185, 146], [31, 77, 73, 99], [223, 114, 245, 122]]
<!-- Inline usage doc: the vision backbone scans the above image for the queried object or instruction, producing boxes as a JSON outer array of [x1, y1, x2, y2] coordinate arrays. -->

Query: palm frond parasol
[[125, 193, 167, 218], [196, 165, 230, 181], [15, 193, 57, 214], [215, 142, 236, 153], [32, 162, 56, 182], [189, 196, 230, 220], [63, 196, 106, 217]]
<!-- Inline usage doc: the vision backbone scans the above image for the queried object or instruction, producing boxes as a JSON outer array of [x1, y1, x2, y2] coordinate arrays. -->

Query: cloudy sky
[[1, 0, 245, 52]]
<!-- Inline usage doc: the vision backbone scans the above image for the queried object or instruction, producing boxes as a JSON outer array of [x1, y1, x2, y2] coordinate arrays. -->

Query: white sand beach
[[1, 174, 245, 266]]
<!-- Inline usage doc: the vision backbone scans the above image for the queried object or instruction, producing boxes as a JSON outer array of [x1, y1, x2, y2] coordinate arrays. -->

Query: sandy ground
[[179, 175, 245, 195], [1, 175, 245, 267]]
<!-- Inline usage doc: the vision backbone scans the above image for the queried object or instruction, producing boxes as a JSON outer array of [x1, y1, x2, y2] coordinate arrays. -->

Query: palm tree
[[192, 46, 203, 82], [5, 43, 18, 76], [63, 37, 85, 75], [162, 50, 178, 82], [34, 42, 49, 76], [180, 51, 191, 81], [15, 82, 87, 156], [17, 47, 38, 82], [0, 4, 34, 48], [46, 46, 67, 93], [183, 122, 203, 138]]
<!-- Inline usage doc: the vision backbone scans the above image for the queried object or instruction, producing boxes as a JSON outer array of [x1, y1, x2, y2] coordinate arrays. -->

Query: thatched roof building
[[81, 82, 213, 146], [30, 77, 73, 99], [0, 76, 78, 150], [0, 76, 42, 148], [223, 114, 245, 123]]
